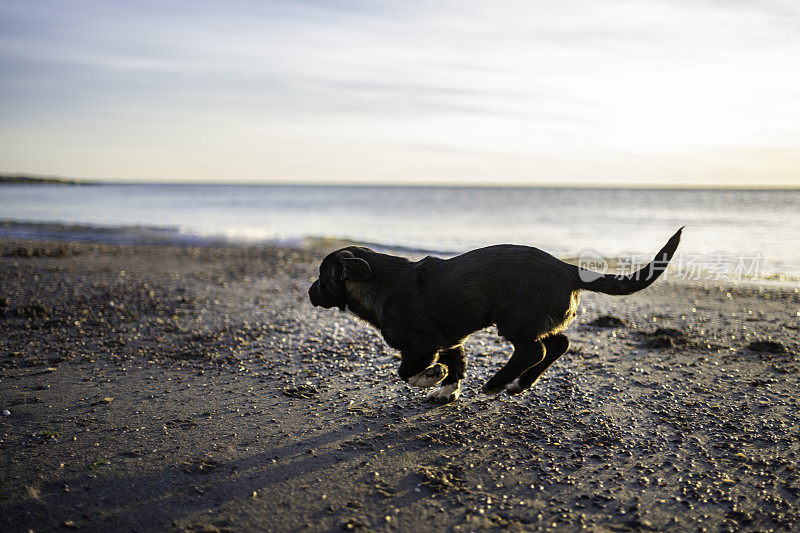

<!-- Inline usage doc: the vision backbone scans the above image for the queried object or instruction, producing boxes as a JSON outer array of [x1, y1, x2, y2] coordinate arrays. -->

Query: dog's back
[[410, 245, 577, 342]]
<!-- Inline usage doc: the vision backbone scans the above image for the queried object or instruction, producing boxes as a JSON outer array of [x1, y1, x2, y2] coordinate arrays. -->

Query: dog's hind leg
[[427, 345, 466, 404], [481, 340, 545, 395], [506, 334, 569, 395]]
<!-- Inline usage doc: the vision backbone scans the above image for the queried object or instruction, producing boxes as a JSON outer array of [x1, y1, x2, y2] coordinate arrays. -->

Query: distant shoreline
[[1, 174, 799, 190], [0, 174, 90, 186]]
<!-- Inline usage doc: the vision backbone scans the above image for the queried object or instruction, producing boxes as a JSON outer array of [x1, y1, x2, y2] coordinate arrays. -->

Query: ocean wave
[[0, 220, 289, 247], [300, 236, 462, 257], [0, 220, 463, 256]]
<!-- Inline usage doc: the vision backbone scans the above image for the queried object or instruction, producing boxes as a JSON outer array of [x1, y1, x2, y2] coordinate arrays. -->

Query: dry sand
[[1, 239, 799, 532]]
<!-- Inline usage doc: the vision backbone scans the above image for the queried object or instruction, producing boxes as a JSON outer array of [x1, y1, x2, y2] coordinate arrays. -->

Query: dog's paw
[[426, 383, 461, 404], [480, 382, 504, 395], [408, 363, 448, 388], [504, 378, 524, 395]]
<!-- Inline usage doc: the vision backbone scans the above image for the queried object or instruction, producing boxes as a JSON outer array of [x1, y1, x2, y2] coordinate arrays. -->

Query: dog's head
[[308, 248, 372, 310]]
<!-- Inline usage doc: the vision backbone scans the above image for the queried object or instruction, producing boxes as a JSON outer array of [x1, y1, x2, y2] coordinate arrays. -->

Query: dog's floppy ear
[[337, 250, 372, 281]]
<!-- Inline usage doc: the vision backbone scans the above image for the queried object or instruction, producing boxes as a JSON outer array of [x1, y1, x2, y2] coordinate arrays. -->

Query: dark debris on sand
[[642, 326, 689, 349], [283, 384, 320, 399], [747, 340, 790, 355], [587, 315, 628, 328]]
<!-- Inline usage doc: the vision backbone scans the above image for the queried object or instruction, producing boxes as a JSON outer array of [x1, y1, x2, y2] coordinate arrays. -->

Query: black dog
[[309, 228, 682, 403]]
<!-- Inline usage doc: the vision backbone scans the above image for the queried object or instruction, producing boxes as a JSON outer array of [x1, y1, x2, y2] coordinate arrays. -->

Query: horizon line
[[2, 172, 799, 190]]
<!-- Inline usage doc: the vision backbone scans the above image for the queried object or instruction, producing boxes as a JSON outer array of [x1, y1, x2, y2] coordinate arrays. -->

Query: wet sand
[[1, 239, 799, 532]]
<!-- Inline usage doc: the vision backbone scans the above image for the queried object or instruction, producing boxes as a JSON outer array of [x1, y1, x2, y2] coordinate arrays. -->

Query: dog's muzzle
[[308, 280, 323, 307], [308, 280, 345, 310]]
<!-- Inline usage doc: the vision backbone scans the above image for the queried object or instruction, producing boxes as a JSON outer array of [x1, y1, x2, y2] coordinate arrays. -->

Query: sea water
[[1, 184, 799, 280]]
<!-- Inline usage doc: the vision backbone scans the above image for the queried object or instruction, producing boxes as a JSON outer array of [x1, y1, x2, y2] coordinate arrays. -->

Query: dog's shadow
[[21, 404, 516, 531]]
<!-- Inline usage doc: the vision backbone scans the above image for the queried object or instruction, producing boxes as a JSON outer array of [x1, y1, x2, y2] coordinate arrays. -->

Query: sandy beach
[[1, 238, 799, 532]]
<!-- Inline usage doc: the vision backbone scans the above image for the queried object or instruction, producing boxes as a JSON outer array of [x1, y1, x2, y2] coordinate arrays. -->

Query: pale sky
[[1, 0, 799, 186]]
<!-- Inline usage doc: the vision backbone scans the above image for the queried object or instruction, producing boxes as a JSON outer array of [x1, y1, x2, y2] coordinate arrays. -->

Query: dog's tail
[[572, 227, 683, 296]]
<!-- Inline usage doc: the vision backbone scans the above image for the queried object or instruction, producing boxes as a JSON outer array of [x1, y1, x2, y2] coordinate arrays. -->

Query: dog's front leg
[[398, 351, 448, 388], [426, 345, 465, 404]]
